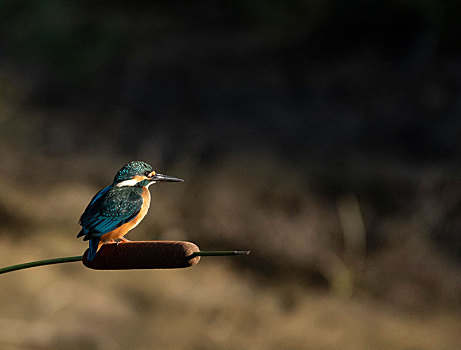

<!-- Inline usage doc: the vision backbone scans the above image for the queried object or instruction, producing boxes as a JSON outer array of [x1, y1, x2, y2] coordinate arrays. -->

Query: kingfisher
[[77, 161, 183, 261]]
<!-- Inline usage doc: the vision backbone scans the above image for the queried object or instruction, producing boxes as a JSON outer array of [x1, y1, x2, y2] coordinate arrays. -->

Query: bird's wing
[[88, 185, 112, 206], [78, 187, 143, 239], [77, 185, 111, 231]]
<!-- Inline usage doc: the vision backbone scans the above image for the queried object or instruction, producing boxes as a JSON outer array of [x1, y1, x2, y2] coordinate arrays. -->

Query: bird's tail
[[87, 238, 101, 261]]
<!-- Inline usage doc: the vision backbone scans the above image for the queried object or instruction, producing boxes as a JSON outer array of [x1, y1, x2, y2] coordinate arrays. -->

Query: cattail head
[[82, 241, 200, 270]]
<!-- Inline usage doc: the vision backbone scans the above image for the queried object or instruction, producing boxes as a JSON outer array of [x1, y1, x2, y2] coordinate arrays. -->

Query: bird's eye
[[144, 171, 150, 177]]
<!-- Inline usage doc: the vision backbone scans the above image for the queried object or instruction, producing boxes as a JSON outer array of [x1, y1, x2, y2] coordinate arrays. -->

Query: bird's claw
[[117, 237, 131, 245]]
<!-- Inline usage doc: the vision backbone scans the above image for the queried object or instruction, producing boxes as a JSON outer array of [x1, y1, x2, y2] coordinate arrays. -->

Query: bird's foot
[[116, 237, 131, 245]]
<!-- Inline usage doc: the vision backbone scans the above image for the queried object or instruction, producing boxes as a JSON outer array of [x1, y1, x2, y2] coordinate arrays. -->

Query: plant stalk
[[0, 256, 83, 275]]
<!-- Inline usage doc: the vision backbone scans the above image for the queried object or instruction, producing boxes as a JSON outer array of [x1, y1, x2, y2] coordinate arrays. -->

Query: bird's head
[[113, 161, 183, 188]]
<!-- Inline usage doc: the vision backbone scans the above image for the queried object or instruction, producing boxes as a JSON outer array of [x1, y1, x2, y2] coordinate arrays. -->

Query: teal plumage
[[78, 187, 144, 238], [113, 161, 153, 183], [77, 161, 183, 261]]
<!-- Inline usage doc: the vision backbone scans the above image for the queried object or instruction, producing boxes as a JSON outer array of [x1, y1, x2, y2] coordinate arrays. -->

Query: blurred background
[[0, 1, 460, 349]]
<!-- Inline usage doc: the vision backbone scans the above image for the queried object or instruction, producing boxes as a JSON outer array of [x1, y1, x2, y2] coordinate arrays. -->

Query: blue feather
[[89, 185, 111, 206], [87, 238, 100, 261]]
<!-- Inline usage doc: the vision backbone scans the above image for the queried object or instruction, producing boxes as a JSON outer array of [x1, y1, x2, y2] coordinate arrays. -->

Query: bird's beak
[[150, 173, 184, 183]]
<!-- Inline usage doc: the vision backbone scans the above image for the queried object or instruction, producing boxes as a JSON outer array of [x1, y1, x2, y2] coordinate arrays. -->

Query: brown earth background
[[0, 1, 460, 349]]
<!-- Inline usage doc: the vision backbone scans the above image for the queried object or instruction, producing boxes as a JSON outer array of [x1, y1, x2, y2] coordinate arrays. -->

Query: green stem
[[0, 256, 83, 275]]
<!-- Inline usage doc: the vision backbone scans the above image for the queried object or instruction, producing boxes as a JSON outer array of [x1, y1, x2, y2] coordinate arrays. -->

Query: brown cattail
[[82, 241, 201, 270]]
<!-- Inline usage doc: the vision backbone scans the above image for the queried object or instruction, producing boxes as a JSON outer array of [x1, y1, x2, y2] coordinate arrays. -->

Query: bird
[[77, 161, 183, 261]]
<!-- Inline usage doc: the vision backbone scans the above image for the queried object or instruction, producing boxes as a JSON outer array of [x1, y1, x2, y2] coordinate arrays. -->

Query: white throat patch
[[115, 179, 140, 187]]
